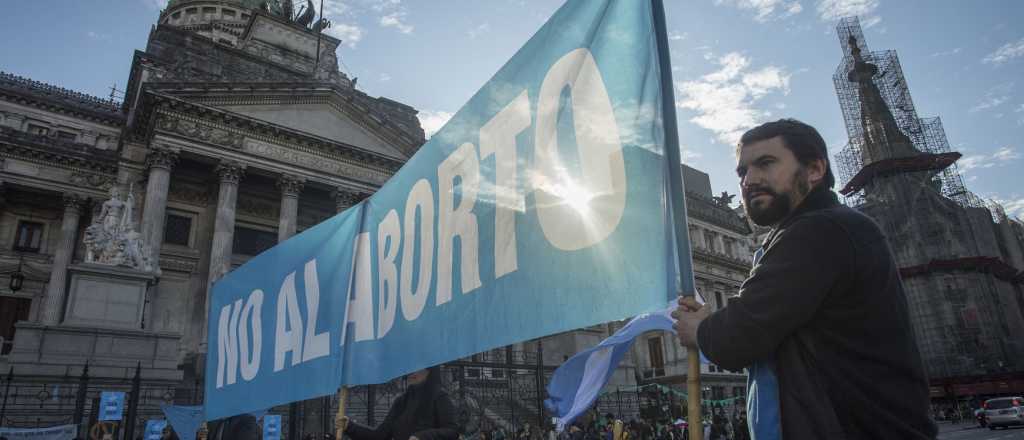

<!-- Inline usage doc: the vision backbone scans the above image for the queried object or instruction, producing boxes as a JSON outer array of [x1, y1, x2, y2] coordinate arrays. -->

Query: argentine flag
[[545, 298, 709, 431]]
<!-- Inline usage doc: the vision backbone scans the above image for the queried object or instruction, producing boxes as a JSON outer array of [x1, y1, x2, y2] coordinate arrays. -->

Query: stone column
[[689, 226, 705, 250], [334, 187, 364, 213], [277, 174, 305, 242], [40, 194, 85, 325], [714, 233, 726, 255], [201, 161, 245, 347], [140, 147, 179, 267]]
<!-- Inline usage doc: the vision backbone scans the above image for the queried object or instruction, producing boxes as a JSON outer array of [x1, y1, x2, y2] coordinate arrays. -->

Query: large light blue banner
[[206, 0, 685, 420]]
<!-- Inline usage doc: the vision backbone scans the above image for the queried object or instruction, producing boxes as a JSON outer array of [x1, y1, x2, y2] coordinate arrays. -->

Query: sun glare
[[555, 179, 595, 213]]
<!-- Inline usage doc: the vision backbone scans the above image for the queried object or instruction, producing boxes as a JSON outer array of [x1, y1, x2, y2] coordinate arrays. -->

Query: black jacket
[[696, 186, 937, 439], [208, 414, 259, 440], [346, 391, 459, 440]]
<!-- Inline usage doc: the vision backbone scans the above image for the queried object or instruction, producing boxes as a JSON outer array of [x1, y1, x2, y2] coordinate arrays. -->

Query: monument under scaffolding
[[832, 17, 1024, 383]]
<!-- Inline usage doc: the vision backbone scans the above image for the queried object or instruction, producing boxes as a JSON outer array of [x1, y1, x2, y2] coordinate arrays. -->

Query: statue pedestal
[[63, 263, 155, 329], [1, 264, 180, 383]]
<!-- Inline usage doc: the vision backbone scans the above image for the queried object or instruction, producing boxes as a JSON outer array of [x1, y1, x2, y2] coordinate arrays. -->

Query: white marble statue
[[84, 185, 154, 272]]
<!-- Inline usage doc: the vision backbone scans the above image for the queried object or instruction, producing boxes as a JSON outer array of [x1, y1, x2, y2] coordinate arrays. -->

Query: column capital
[[62, 193, 85, 214], [215, 161, 246, 185], [145, 147, 179, 171], [277, 174, 305, 198], [334, 187, 366, 212]]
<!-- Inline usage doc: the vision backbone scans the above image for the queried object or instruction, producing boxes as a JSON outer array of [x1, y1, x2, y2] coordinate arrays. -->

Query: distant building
[[831, 17, 1024, 399]]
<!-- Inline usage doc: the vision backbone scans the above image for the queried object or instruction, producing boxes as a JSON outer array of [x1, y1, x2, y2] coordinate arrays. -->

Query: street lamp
[[9, 256, 24, 292]]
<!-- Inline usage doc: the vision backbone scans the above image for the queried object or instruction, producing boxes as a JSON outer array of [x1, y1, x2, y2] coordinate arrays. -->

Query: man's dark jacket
[[696, 186, 937, 439]]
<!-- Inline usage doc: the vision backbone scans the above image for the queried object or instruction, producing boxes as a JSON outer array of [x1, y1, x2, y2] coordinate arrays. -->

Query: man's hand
[[671, 295, 709, 348], [338, 416, 350, 434]]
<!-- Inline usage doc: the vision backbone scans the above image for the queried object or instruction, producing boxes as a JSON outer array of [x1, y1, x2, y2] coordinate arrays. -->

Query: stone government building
[[0, 0, 425, 430], [0, 0, 759, 434]]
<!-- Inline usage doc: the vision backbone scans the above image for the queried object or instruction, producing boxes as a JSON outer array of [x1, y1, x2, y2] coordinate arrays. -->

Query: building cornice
[[146, 82, 422, 154], [0, 72, 125, 126], [146, 93, 402, 167], [0, 127, 119, 177], [685, 191, 751, 235]]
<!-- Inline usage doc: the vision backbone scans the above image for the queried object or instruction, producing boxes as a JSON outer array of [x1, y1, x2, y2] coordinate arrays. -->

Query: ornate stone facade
[[0, 1, 425, 431]]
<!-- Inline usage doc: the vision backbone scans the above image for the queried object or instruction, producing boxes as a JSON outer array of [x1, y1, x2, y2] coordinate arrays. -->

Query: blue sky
[[1, 0, 1021, 217]]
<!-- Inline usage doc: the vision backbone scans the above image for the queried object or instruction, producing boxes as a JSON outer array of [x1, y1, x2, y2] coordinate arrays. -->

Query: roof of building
[[0, 71, 124, 123], [681, 163, 713, 198], [680, 163, 750, 234]]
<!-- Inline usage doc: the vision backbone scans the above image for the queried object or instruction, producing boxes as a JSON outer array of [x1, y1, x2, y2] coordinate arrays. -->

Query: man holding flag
[[673, 119, 937, 439]]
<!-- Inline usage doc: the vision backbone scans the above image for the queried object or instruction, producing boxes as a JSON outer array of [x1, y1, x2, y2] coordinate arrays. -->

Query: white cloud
[[816, 0, 881, 28], [380, 12, 413, 34], [969, 95, 1009, 113], [958, 155, 996, 172], [321, 0, 350, 17], [676, 52, 791, 145], [930, 47, 962, 58], [370, 0, 401, 12], [983, 37, 1024, 65], [714, 0, 803, 22], [418, 110, 454, 139], [669, 31, 688, 41], [1016, 103, 1024, 125], [467, 23, 490, 40], [682, 149, 702, 162], [379, 73, 391, 82], [993, 146, 1021, 161], [958, 146, 1020, 173], [326, 23, 364, 48], [969, 83, 1013, 113], [86, 31, 110, 41], [144, 0, 168, 9]]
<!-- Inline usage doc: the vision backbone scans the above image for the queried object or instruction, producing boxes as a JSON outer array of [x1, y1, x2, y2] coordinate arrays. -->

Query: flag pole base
[[687, 347, 703, 440]]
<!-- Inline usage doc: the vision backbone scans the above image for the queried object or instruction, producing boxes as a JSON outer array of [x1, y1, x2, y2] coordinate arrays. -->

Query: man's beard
[[744, 168, 810, 227]]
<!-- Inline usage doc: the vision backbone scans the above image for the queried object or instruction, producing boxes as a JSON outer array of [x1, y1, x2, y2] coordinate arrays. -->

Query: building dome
[[165, 0, 279, 14], [164, 0, 284, 17]]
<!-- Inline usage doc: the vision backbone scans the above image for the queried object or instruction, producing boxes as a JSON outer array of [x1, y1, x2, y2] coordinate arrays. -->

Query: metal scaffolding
[[831, 17, 1022, 380], [832, 17, 983, 210]]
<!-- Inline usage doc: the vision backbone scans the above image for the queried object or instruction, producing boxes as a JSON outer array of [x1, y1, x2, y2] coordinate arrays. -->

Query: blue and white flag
[[206, 0, 691, 420], [144, 419, 168, 440], [98, 391, 125, 421], [544, 299, 708, 431]]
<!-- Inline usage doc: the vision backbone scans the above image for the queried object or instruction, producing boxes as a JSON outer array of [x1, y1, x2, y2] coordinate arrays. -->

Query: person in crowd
[[341, 366, 459, 440], [731, 411, 748, 440], [673, 119, 937, 439], [161, 425, 180, 440], [208, 414, 259, 440]]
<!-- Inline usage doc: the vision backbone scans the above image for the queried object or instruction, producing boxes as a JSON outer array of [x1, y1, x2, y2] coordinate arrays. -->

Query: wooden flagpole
[[335, 387, 349, 440], [651, 1, 703, 439]]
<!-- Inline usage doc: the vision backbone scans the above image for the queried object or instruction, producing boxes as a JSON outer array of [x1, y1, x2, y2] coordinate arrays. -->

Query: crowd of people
[[465, 410, 750, 440]]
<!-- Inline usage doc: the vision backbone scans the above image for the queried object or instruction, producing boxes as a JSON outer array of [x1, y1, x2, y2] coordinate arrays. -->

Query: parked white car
[[984, 397, 1024, 430]]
